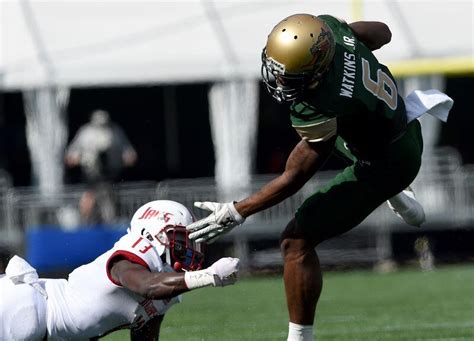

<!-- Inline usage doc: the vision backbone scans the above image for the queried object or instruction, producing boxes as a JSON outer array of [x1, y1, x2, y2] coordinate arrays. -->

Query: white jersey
[[44, 232, 181, 340]]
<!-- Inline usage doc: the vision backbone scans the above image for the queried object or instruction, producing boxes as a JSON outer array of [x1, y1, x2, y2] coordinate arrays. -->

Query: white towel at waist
[[5, 255, 48, 298], [405, 89, 454, 124]]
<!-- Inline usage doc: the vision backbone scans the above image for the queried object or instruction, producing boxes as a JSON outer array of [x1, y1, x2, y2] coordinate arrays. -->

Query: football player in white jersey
[[0, 200, 240, 340]]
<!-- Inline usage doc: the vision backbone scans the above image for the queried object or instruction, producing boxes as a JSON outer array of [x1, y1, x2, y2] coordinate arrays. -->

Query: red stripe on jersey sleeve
[[106, 250, 151, 286]]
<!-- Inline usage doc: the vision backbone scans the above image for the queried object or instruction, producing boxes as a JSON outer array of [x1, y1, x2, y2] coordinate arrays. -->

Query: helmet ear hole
[[145, 232, 154, 242]]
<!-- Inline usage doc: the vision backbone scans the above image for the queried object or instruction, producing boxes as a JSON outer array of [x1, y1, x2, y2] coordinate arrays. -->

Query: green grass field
[[105, 264, 474, 340]]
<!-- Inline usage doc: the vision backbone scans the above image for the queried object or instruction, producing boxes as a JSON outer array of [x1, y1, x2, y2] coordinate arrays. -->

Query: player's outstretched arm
[[235, 138, 334, 217], [110, 257, 240, 300], [349, 21, 392, 50], [188, 138, 334, 242], [111, 260, 188, 299]]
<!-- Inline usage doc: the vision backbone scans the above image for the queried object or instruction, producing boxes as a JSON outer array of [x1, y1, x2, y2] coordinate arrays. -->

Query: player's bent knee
[[280, 218, 317, 256], [279, 218, 298, 243], [280, 218, 320, 244]]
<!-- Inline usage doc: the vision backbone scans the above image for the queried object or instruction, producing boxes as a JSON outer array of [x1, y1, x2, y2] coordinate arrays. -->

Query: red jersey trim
[[106, 250, 151, 286]]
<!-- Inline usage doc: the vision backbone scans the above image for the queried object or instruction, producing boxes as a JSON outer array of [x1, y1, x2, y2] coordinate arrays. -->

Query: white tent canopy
[[1, 0, 473, 89]]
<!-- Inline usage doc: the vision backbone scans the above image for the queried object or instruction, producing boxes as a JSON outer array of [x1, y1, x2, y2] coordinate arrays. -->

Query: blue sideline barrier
[[26, 225, 127, 273]]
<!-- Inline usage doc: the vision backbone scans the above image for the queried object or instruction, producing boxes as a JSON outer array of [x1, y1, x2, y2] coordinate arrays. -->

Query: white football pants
[[0, 274, 47, 340]]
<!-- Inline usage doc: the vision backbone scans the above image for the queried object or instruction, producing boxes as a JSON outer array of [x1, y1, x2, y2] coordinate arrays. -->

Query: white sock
[[287, 322, 313, 341]]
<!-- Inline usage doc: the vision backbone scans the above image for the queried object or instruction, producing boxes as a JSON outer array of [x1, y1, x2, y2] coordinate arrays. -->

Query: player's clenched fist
[[207, 257, 240, 286], [184, 257, 240, 289]]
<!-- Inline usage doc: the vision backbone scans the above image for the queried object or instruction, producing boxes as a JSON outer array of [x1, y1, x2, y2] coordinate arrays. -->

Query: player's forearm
[[139, 272, 189, 300], [136, 269, 234, 299], [235, 171, 307, 217], [114, 259, 238, 301], [114, 262, 190, 300], [349, 21, 392, 50], [235, 139, 332, 218]]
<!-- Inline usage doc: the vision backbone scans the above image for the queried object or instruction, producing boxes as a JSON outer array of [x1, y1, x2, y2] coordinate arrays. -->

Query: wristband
[[184, 270, 216, 290], [229, 202, 245, 224]]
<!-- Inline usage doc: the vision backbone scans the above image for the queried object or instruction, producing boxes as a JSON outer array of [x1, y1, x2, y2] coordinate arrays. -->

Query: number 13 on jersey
[[132, 237, 153, 254]]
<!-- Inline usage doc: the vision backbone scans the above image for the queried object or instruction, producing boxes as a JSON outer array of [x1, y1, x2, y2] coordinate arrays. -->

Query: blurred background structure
[[0, 0, 473, 274]]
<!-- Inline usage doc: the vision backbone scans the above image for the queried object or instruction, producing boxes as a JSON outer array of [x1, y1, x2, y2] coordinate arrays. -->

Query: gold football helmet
[[261, 14, 335, 102]]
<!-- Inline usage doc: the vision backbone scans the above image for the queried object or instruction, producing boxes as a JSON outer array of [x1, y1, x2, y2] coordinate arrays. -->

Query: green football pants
[[295, 119, 423, 244]]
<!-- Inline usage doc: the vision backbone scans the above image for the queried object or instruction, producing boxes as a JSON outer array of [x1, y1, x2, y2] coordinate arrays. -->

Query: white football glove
[[207, 257, 240, 287], [187, 201, 246, 243], [184, 257, 240, 289]]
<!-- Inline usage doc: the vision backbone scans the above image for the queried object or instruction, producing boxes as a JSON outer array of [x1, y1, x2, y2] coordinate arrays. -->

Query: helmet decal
[[136, 206, 174, 223], [309, 27, 332, 60]]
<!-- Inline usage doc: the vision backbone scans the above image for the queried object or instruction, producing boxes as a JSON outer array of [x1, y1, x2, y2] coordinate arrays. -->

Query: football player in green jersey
[[188, 14, 430, 340]]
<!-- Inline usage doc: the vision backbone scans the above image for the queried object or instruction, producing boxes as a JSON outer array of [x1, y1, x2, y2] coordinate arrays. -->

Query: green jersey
[[290, 15, 407, 159]]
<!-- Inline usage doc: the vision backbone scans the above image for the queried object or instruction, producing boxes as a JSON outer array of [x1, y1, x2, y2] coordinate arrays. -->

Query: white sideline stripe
[[317, 320, 474, 336]]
